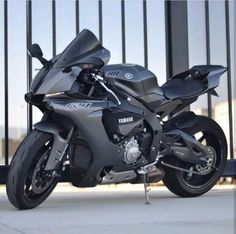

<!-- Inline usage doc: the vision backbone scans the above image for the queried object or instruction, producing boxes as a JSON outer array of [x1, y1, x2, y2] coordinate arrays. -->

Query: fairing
[[30, 29, 110, 95], [31, 67, 82, 95], [54, 29, 110, 68]]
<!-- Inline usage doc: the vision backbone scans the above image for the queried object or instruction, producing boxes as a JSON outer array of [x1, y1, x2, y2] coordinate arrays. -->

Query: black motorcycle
[[6, 29, 227, 209]]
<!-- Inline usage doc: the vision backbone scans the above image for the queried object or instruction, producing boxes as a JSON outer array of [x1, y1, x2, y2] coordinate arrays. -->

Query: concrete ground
[[0, 184, 235, 234]]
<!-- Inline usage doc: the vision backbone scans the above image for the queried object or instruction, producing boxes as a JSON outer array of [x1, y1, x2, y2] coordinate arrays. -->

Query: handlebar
[[91, 73, 104, 81]]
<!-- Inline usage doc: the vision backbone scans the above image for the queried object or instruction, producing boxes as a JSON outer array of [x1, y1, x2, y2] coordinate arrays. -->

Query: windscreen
[[54, 29, 109, 68]]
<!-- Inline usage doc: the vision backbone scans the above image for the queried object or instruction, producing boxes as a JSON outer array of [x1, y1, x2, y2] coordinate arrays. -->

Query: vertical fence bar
[[99, 0, 103, 44], [26, 0, 33, 133], [121, 0, 126, 63], [52, 0, 56, 57], [75, 0, 79, 35], [225, 0, 234, 159], [165, 0, 172, 79], [4, 0, 9, 165], [143, 0, 148, 69], [205, 0, 212, 118], [164, 1, 188, 77]]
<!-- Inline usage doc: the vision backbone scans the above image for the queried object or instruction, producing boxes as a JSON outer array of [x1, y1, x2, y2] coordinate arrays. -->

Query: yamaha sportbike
[[7, 29, 227, 209]]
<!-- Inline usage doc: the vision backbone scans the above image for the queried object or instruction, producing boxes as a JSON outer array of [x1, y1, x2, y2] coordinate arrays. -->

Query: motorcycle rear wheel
[[7, 130, 58, 209], [162, 116, 227, 197]]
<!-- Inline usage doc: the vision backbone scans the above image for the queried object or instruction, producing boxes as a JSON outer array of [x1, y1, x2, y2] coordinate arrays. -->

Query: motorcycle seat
[[161, 78, 205, 100], [161, 65, 225, 100]]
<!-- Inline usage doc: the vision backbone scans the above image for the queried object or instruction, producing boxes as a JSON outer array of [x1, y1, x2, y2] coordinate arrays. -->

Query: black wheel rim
[[24, 139, 56, 199]]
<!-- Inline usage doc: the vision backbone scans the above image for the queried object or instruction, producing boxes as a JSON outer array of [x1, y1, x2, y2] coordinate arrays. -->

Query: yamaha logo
[[118, 117, 134, 124], [124, 73, 134, 80]]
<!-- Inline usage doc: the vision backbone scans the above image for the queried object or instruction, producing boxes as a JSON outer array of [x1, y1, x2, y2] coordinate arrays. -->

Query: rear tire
[[162, 116, 227, 197], [7, 130, 58, 209]]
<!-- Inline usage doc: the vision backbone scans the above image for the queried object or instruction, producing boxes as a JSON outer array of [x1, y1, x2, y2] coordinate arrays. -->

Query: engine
[[120, 130, 152, 165], [102, 108, 153, 165], [122, 137, 141, 164]]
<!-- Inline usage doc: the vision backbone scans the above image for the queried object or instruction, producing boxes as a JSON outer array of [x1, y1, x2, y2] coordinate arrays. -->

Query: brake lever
[[91, 73, 121, 105]]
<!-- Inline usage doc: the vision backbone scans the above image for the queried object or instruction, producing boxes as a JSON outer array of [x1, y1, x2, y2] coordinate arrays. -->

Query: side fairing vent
[[106, 71, 120, 77]]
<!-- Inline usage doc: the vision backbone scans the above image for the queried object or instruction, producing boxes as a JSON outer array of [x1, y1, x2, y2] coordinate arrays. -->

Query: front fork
[[34, 122, 75, 174]]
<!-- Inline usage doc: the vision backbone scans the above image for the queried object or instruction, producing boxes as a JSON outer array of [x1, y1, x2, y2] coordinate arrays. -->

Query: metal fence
[[0, 0, 235, 183]]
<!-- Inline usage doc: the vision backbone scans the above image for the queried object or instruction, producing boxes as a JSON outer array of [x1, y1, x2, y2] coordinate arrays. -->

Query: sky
[[0, 0, 235, 138]]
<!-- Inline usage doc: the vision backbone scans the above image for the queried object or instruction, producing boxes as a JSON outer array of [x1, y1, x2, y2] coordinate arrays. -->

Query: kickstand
[[138, 155, 163, 205], [139, 167, 151, 205]]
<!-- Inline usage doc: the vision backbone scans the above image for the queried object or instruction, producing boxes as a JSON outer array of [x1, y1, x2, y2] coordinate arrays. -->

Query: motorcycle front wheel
[[162, 116, 227, 197], [7, 130, 58, 209]]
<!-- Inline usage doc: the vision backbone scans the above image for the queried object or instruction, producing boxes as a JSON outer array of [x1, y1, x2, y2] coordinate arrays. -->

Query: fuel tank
[[103, 64, 162, 96], [103, 64, 165, 110]]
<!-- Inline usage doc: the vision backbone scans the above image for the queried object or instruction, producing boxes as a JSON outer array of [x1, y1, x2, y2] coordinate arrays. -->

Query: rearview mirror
[[28, 44, 43, 58], [28, 44, 48, 65]]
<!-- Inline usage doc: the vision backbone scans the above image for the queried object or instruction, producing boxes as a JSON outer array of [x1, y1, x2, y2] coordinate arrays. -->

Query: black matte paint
[[24, 30, 227, 188]]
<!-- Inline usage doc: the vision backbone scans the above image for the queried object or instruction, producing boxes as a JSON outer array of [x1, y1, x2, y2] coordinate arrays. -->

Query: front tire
[[7, 130, 58, 209], [162, 116, 227, 197]]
